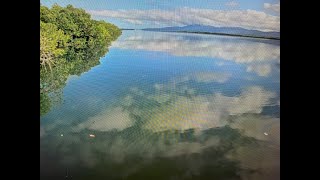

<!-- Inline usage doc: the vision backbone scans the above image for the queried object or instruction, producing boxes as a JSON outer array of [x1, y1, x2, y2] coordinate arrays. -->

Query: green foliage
[[40, 4, 122, 116], [40, 21, 70, 71], [40, 93, 52, 116], [40, 5, 56, 23]]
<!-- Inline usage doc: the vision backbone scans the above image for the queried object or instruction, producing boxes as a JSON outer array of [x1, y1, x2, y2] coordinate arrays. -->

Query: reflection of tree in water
[[40, 50, 107, 116], [40, 93, 51, 116], [40, 4, 122, 116]]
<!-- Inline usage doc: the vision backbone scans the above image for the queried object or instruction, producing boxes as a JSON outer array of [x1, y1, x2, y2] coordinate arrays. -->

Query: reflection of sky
[[114, 31, 280, 77], [41, 31, 279, 180], [115, 31, 280, 62]]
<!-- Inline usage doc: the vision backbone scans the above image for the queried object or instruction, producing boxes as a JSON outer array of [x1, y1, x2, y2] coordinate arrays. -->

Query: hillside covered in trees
[[40, 4, 121, 115]]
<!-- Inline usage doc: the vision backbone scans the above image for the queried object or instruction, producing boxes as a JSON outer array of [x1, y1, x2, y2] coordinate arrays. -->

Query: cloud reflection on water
[[41, 31, 279, 179], [41, 81, 279, 179], [113, 31, 280, 77]]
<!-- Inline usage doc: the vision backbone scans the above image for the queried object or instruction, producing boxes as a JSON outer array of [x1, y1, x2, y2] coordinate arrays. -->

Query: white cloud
[[88, 7, 279, 32], [264, 3, 280, 14], [175, 72, 231, 84], [247, 64, 272, 77], [114, 31, 280, 77], [125, 19, 143, 25], [216, 61, 225, 66], [143, 86, 276, 132], [192, 72, 231, 83], [114, 32, 280, 63], [143, 96, 228, 132], [225, 1, 239, 7], [210, 86, 277, 116], [42, 85, 279, 174], [74, 107, 134, 132]]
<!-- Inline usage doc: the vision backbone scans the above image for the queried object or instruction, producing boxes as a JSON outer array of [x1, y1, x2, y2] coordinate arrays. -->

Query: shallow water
[[40, 31, 280, 180]]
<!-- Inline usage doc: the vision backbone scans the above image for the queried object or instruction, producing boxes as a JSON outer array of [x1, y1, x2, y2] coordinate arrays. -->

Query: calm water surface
[[40, 31, 280, 180]]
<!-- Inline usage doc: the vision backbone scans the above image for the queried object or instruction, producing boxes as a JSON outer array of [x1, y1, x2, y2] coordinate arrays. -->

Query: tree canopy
[[40, 4, 121, 116]]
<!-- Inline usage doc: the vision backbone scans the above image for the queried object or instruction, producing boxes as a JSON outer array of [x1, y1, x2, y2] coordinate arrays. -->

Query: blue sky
[[41, 0, 280, 31]]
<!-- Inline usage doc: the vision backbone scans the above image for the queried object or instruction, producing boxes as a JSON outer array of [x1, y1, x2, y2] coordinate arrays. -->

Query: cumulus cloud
[[165, 72, 231, 86], [188, 72, 231, 83], [143, 86, 276, 132], [210, 86, 277, 115], [74, 107, 134, 132], [143, 96, 227, 132], [196, 73, 230, 83], [216, 61, 225, 66], [88, 7, 279, 31], [264, 3, 280, 14], [247, 64, 272, 77], [225, 1, 239, 7], [126, 19, 143, 25], [41, 85, 279, 176], [114, 31, 280, 77], [114, 31, 280, 64]]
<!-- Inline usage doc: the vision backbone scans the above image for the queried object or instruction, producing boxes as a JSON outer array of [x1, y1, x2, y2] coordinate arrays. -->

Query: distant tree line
[[40, 4, 121, 116]]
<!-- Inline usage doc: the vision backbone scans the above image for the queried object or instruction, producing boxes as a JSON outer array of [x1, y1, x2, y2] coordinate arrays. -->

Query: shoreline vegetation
[[123, 29, 280, 40], [40, 4, 121, 116], [173, 31, 280, 40]]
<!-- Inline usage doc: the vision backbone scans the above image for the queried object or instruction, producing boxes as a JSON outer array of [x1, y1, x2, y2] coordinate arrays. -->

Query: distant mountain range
[[142, 25, 280, 39]]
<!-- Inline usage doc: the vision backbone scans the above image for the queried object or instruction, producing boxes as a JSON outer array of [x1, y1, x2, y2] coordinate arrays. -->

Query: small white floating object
[[89, 134, 95, 138], [264, 132, 269, 136], [60, 134, 64, 137]]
